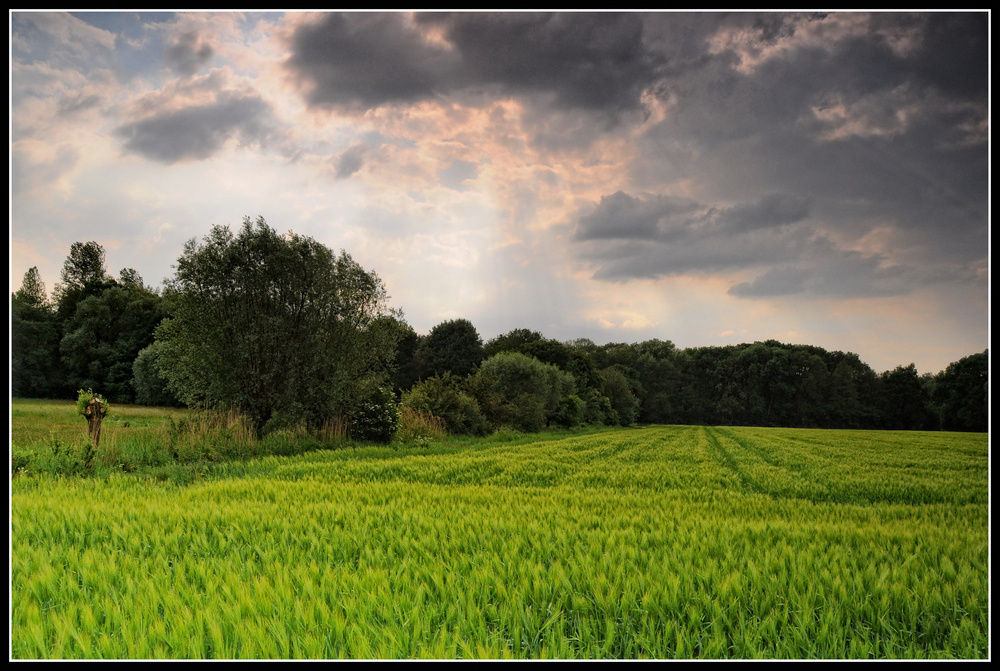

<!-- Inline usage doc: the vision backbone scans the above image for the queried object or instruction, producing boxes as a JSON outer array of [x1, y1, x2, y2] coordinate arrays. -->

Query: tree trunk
[[85, 397, 107, 449]]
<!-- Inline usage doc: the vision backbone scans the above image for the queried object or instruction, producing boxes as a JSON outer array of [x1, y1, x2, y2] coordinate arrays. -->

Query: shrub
[[554, 393, 586, 428], [11, 446, 34, 474], [350, 387, 400, 444], [402, 374, 488, 436], [470, 352, 576, 432]]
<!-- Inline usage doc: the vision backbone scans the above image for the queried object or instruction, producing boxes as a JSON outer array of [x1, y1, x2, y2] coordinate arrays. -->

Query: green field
[[10, 402, 989, 659]]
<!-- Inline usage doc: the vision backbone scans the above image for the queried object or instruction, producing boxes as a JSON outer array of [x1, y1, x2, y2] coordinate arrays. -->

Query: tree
[[878, 364, 934, 430], [60, 241, 108, 289], [54, 241, 116, 328], [13, 266, 49, 311], [387, 318, 423, 393], [118, 267, 145, 287], [470, 352, 576, 432], [599, 365, 641, 426], [483, 328, 545, 359], [415, 318, 484, 380], [154, 216, 400, 433], [131, 341, 182, 407], [932, 350, 988, 432], [59, 282, 166, 403], [12, 267, 61, 398]]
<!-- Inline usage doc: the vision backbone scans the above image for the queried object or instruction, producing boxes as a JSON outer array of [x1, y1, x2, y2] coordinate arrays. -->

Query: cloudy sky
[[10, 11, 989, 375]]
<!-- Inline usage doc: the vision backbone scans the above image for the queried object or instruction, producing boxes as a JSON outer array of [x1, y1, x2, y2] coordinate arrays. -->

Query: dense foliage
[[414, 318, 485, 380], [402, 374, 488, 436], [349, 387, 401, 444], [470, 352, 577, 433], [931, 351, 989, 432], [13, 249, 167, 404], [154, 216, 400, 433], [12, 268, 62, 399], [11, 230, 988, 436]]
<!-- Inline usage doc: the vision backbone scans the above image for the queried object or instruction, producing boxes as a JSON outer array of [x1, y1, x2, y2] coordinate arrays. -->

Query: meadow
[[10, 400, 990, 659]]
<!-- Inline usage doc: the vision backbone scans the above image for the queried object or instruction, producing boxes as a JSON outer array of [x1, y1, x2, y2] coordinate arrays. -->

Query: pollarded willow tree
[[155, 216, 401, 433]]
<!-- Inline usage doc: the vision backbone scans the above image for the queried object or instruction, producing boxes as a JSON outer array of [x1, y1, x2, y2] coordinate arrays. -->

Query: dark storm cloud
[[716, 194, 810, 234], [115, 93, 274, 164], [575, 191, 703, 242], [727, 267, 812, 298], [580, 223, 921, 299], [598, 12, 987, 299], [581, 229, 802, 281], [573, 187, 970, 299], [418, 12, 660, 113], [164, 30, 214, 77], [285, 13, 452, 110], [575, 190, 816, 282], [648, 13, 986, 155], [904, 12, 988, 99], [575, 192, 809, 243], [284, 12, 664, 115], [726, 248, 912, 299]]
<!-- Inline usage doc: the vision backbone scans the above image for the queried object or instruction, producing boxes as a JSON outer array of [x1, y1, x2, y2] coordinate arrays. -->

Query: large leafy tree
[[415, 318, 484, 380], [154, 216, 400, 432]]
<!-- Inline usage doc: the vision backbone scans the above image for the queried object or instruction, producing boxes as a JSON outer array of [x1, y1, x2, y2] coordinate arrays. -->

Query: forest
[[11, 219, 989, 439]]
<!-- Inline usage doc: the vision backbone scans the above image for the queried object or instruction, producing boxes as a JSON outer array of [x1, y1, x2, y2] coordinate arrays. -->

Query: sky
[[10, 11, 990, 375]]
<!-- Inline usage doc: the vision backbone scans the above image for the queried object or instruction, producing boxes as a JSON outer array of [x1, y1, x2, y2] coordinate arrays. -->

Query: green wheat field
[[10, 400, 989, 659]]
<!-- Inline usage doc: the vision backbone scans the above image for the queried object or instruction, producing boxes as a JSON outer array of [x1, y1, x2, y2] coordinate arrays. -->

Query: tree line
[[12, 217, 989, 439]]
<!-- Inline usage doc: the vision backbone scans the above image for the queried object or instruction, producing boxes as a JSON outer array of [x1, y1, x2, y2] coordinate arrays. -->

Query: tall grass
[[11, 424, 988, 659], [395, 407, 448, 445], [11, 399, 350, 481]]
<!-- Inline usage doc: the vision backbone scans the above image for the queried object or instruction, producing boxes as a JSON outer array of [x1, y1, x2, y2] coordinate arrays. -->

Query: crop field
[[10, 409, 990, 659]]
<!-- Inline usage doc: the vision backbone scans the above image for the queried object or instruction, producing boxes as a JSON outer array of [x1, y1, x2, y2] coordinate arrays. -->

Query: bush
[[402, 374, 487, 436], [470, 352, 576, 432], [261, 402, 310, 436], [554, 393, 586, 428], [350, 387, 400, 444], [11, 445, 35, 474]]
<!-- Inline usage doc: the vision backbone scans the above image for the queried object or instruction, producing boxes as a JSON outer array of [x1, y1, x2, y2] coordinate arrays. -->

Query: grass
[[9, 402, 990, 659], [11, 398, 354, 481], [11, 398, 186, 445]]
